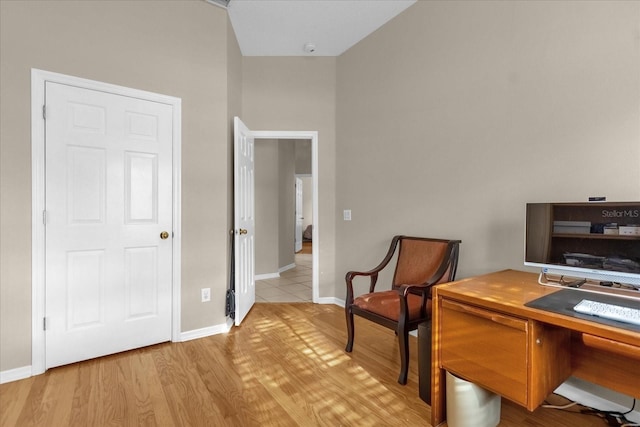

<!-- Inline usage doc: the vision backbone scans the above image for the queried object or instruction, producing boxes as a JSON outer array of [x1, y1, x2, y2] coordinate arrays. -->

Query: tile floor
[[255, 252, 312, 302]]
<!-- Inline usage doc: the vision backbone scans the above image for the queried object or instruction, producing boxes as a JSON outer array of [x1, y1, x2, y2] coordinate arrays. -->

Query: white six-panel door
[[233, 117, 255, 326], [45, 82, 173, 368]]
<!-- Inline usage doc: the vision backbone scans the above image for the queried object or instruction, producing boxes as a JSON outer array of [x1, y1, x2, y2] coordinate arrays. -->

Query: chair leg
[[345, 307, 354, 353], [397, 327, 409, 385]]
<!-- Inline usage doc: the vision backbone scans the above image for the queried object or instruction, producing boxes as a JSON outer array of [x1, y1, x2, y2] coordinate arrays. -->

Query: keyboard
[[573, 299, 640, 326]]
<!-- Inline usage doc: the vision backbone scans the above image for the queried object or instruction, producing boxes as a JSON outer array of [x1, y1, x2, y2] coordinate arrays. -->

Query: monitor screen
[[524, 202, 640, 291]]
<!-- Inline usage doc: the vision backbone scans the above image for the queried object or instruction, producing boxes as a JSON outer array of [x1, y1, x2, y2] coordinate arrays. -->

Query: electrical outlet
[[201, 288, 211, 302]]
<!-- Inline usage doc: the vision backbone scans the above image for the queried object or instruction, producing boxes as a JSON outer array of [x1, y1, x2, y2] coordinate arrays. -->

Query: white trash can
[[446, 372, 501, 427]]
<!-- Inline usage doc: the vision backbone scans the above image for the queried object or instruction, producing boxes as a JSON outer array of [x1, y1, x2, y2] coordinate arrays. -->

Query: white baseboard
[[0, 365, 32, 384], [256, 264, 297, 281], [180, 320, 232, 342], [555, 377, 640, 423], [255, 272, 279, 280], [319, 297, 344, 306], [279, 263, 295, 273]]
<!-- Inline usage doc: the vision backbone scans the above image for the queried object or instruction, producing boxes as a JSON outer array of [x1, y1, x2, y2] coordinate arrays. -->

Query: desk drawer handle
[[580, 334, 640, 360], [442, 299, 527, 332]]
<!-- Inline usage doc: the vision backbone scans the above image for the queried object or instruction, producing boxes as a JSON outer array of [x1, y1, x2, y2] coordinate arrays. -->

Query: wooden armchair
[[345, 236, 461, 385]]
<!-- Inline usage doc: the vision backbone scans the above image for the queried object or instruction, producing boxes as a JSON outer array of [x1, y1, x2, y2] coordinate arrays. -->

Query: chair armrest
[[345, 271, 380, 305], [345, 269, 381, 290], [397, 283, 434, 297], [345, 236, 402, 292], [397, 283, 435, 320], [345, 235, 403, 296]]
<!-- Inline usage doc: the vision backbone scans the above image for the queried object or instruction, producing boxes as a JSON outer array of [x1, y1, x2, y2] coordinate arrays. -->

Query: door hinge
[[43, 317, 47, 331], [42, 105, 46, 120], [43, 210, 47, 225]]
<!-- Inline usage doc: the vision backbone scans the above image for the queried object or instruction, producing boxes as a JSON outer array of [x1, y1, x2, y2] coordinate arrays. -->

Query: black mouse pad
[[525, 288, 640, 332]]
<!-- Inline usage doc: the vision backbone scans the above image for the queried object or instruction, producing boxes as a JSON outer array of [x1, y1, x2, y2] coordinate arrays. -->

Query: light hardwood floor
[[0, 303, 613, 426]]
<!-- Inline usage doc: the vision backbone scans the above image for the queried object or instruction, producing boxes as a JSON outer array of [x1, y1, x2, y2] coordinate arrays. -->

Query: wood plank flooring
[[297, 241, 312, 255], [0, 303, 613, 426]]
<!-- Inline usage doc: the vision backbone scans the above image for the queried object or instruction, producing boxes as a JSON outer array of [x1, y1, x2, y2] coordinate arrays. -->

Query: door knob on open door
[[160, 231, 170, 240], [239, 229, 248, 235]]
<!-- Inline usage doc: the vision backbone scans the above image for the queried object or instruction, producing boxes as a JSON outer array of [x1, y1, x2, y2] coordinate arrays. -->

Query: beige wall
[[255, 139, 297, 275], [255, 141, 280, 275], [302, 177, 313, 231], [242, 57, 337, 298], [335, 1, 640, 291], [278, 140, 296, 269], [295, 139, 312, 175], [227, 11, 243, 282], [0, 0, 234, 371]]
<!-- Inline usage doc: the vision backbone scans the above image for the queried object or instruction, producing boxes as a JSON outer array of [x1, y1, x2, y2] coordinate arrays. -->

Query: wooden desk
[[430, 269, 640, 427]]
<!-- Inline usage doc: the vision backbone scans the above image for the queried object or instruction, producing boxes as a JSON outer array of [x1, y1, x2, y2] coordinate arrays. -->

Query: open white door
[[295, 177, 303, 252], [233, 117, 255, 326]]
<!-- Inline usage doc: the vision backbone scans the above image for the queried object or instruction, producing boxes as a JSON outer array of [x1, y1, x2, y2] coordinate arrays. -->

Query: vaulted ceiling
[[211, 0, 416, 56]]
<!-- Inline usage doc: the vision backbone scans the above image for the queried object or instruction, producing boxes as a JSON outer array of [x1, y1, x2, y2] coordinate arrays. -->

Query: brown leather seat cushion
[[353, 290, 432, 321]]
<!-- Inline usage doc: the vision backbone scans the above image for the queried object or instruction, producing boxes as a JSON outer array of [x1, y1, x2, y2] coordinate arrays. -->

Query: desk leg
[[431, 292, 447, 426]]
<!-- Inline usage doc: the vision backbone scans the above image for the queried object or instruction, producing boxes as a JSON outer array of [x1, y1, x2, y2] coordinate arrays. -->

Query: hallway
[[255, 251, 312, 302]]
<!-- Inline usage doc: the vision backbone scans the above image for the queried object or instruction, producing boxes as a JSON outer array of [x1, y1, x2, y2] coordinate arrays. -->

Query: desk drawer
[[441, 299, 528, 405], [572, 333, 640, 398]]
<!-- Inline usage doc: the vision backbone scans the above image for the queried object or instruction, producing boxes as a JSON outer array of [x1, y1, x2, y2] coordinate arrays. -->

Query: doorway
[[252, 133, 319, 303]]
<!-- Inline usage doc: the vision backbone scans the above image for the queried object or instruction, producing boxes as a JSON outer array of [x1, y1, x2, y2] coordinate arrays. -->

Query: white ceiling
[[223, 0, 416, 56]]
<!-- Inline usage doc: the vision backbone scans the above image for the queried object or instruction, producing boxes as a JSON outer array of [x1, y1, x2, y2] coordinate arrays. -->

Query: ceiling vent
[[205, 0, 231, 9]]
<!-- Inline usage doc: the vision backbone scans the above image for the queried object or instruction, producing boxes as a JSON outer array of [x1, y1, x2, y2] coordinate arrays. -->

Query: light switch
[[343, 210, 352, 221]]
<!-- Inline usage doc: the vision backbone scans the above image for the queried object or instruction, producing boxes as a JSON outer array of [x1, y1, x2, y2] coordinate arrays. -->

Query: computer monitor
[[524, 201, 640, 298]]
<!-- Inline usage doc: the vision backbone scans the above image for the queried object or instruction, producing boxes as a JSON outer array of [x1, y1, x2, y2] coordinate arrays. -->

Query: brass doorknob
[[239, 229, 248, 235], [160, 231, 170, 240]]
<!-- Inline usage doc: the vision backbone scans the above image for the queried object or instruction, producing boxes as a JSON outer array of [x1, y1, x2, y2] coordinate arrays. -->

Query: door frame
[[30, 69, 182, 375], [253, 131, 319, 303]]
